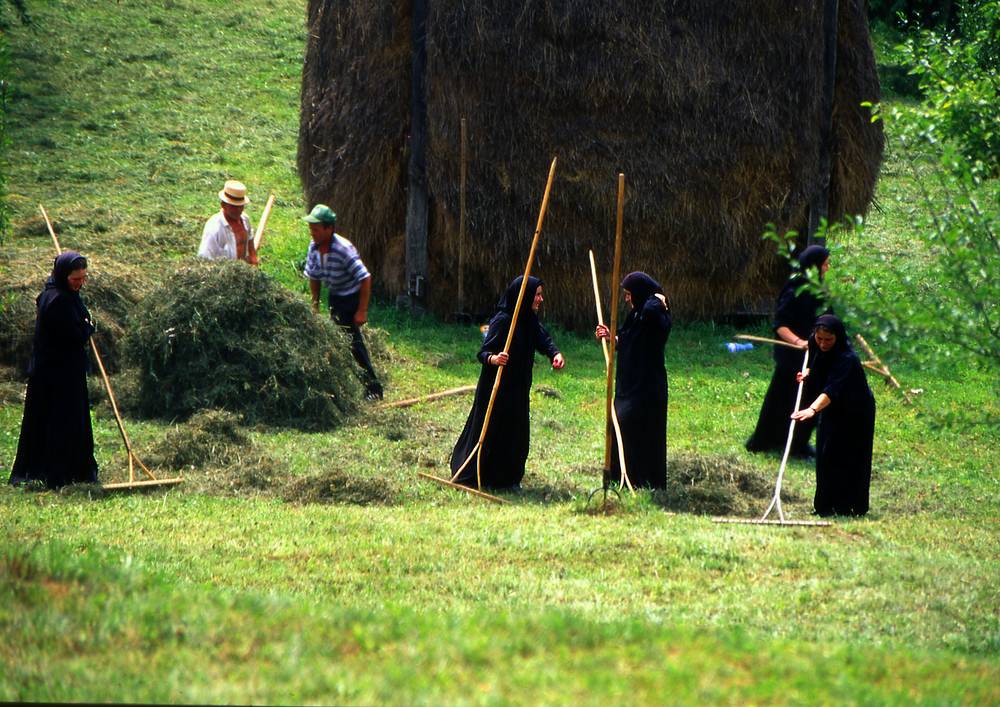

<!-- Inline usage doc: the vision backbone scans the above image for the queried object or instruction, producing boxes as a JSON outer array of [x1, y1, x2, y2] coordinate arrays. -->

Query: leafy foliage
[[894, 0, 1000, 175], [775, 131, 999, 425]]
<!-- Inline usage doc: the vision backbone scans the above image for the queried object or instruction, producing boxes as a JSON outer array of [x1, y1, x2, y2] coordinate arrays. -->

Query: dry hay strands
[[141, 409, 290, 496], [282, 469, 401, 506], [652, 452, 804, 517], [122, 259, 369, 430]]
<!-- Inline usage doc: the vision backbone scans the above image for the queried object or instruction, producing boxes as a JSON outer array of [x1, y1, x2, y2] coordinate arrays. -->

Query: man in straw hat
[[302, 204, 383, 401], [198, 180, 258, 265]]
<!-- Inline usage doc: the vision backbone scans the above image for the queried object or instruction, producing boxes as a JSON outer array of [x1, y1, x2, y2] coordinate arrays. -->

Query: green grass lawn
[[2, 1, 999, 704]]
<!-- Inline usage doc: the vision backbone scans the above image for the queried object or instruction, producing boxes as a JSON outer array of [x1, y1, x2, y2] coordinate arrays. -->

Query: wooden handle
[[253, 194, 275, 251]]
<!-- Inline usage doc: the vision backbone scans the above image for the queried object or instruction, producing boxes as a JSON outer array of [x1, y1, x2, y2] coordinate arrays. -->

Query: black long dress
[[806, 315, 876, 517], [450, 276, 560, 490], [609, 272, 671, 490], [9, 251, 99, 489], [746, 245, 830, 456]]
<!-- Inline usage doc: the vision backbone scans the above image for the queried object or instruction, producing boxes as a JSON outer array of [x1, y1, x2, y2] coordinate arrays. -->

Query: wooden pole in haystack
[[252, 194, 275, 252], [589, 249, 631, 493], [458, 118, 467, 312], [39, 205, 183, 491], [600, 174, 629, 494], [447, 157, 558, 492]]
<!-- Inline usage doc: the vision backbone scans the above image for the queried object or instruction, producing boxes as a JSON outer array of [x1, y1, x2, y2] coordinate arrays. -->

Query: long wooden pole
[[735, 333, 806, 350], [589, 250, 632, 492], [40, 205, 181, 487], [378, 384, 475, 409], [450, 157, 557, 489], [855, 334, 911, 403], [252, 194, 275, 251], [458, 118, 467, 311], [603, 174, 625, 488]]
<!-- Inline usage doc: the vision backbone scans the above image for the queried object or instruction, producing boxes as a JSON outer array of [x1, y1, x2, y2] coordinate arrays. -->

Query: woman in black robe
[[792, 314, 876, 517], [9, 251, 99, 489], [450, 276, 564, 490], [595, 272, 671, 489], [745, 245, 831, 458]]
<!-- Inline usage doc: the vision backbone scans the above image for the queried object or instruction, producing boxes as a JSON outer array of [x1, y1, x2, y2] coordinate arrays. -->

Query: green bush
[[895, 1, 1000, 175]]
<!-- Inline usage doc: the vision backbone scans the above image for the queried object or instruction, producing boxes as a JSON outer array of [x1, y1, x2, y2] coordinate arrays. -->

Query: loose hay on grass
[[281, 470, 400, 506], [139, 409, 290, 496], [655, 451, 803, 517], [122, 259, 378, 430]]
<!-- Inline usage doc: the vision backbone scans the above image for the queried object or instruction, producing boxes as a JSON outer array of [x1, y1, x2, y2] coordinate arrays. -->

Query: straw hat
[[219, 180, 250, 206]]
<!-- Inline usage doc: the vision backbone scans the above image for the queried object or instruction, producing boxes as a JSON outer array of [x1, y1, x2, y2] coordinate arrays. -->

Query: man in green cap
[[303, 204, 383, 400]]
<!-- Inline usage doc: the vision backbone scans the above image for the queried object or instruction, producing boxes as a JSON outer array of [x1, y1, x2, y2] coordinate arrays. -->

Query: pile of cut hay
[[142, 409, 290, 496], [655, 452, 803, 517], [569, 452, 801, 517], [280, 470, 401, 506], [299, 0, 883, 324], [121, 259, 385, 429]]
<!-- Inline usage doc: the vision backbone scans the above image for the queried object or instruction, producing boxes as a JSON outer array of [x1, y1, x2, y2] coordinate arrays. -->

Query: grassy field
[[2, 1, 999, 704]]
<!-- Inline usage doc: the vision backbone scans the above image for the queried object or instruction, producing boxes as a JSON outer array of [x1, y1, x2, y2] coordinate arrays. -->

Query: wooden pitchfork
[[252, 193, 275, 254], [594, 175, 634, 498], [40, 205, 183, 491]]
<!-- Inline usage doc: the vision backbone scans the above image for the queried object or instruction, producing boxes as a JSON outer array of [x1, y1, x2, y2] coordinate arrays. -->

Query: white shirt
[[198, 211, 254, 260]]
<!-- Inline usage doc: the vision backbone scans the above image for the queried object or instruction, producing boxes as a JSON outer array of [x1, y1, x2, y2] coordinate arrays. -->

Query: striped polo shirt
[[304, 234, 371, 296]]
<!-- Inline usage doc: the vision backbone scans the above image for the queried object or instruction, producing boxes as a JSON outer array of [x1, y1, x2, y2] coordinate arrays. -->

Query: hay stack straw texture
[[123, 260, 369, 430], [299, 0, 883, 324]]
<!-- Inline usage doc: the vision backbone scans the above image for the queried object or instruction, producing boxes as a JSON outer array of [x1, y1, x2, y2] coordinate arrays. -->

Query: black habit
[[450, 276, 560, 490], [9, 251, 99, 489], [609, 272, 671, 490], [806, 315, 876, 517], [746, 245, 831, 457]]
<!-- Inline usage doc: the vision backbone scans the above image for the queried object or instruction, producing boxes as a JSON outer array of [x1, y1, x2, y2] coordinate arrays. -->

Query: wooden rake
[[855, 334, 912, 404], [716, 335, 830, 527], [419, 157, 558, 505], [40, 205, 183, 491]]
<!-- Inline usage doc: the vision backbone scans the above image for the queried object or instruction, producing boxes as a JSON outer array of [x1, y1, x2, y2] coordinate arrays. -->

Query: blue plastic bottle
[[722, 342, 754, 353]]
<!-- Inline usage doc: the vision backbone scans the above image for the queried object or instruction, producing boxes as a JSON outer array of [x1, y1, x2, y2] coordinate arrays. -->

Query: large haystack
[[299, 0, 883, 324]]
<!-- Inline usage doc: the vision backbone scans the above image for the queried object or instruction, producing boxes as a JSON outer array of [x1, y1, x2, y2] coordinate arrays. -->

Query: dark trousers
[[329, 291, 382, 397]]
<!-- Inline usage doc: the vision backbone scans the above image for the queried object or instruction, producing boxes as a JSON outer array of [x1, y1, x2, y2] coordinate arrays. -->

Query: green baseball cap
[[301, 204, 337, 225]]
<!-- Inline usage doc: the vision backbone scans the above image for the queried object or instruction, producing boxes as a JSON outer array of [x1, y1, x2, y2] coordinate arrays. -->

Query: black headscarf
[[496, 275, 542, 325], [41, 251, 90, 321], [812, 313, 851, 354], [620, 271, 663, 307], [29, 251, 93, 377], [46, 251, 88, 291], [797, 245, 830, 282]]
